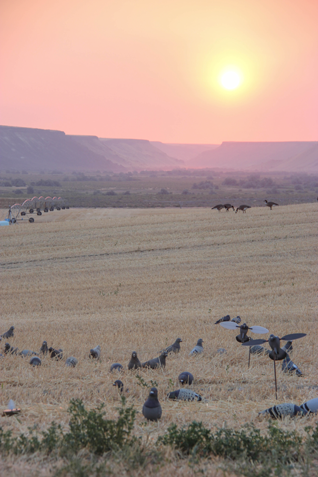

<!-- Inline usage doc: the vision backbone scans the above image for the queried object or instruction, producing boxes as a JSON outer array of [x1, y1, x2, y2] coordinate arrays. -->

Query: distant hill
[[188, 141, 318, 172], [151, 142, 219, 162], [0, 126, 126, 172], [0, 126, 184, 172], [1, 126, 317, 173], [100, 138, 183, 170]]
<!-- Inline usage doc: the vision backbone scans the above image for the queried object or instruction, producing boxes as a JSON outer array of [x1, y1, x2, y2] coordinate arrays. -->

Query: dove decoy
[[49, 347, 63, 360], [189, 339, 204, 356], [20, 350, 39, 357], [215, 315, 230, 324], [168, 389, 202, 401], [217, 348, 227, 354], [30, 356, 41, 366], [220, 322, 269, 367], [235, 205, 251, 213], [142, 351, 168, 369], [66, 357, 78, 367], [265, 200, 279, 210], [282, 355, 302, 377], [142, 387, 162, 421], [40, 341, 48, 355], [231, 316, 241, 324], [128, 351, 142, 370], [259, 403, 301, 419], [110, 363, 123, 372], [89, 345, 100, 360], [300, 398, 318, 416], [281, 341, 293, 354], [113, 380, 124, 393], [211, 204, 224, 211], [1, 326, 14, 339], [178, 371, 194, 385], [243, 332, 306, 399], [250, 345, 270, 356], [4, 343, 18, 355], [224, 203, 235, 211], [162, 338, 182, 354]]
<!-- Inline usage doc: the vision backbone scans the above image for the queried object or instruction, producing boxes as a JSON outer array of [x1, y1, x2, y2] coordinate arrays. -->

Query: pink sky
[[1, 0, 317, 143]]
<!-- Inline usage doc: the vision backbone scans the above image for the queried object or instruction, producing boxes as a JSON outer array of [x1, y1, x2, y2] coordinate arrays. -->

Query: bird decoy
[[142, 351, 168, 369], [2, 400, 21, 417], [142, 387, 162, 421], [235, 205, 251, 213], [161, 338, 182, 354], [89, 345, 100, 360], [281, 341, 293, 354], [4, 343, 18, 355], [215, 315, 230, 324], [265, 200, 279, 210], [113, 380, 124, 393], [168, 389, 202, 401], [300, 398, 318, 416], [20, 350, 39, 357], [231, 316, 241, 324], [40, 341, 48, 355], [220, 322, 269, 367], [211, 204, 224, 211], [282, 355, 302, 377], [49, 347, 63, 360], [128, 351, 142, 370], [30, 356, 41, 366], [224, 203, 235, 211], [110, 363, 123, 372], [217, 348, 227, 354], [242, 332, 306, 399], [259, 403, 301, 419], [66, 357, 78, 367], [178, 371, 194, 385], [250, 345, 270, 356], [189, 339, 204, 355], [1, 326, 15, 340]]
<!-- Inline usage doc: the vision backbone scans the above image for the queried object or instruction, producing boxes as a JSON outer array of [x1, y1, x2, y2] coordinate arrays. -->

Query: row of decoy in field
[[212, 200, 279, 213], [1, 320, 317, 422]]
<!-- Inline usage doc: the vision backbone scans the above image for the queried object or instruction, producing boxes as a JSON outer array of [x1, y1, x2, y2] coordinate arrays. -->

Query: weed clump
[[0, 397, 136, 456]]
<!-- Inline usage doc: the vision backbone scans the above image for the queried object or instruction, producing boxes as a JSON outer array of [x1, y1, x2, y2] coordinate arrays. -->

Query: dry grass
[[0, 204, 317, 475]]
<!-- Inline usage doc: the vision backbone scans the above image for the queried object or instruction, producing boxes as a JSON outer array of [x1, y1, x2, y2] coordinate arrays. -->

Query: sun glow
[[219, 69, 242, 90]]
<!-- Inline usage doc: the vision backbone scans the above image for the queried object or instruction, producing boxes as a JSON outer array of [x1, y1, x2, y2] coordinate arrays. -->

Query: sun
[[219, 69, 242, 90]]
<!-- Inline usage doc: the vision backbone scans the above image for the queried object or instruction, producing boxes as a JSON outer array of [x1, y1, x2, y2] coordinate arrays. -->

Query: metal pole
[[248, 347, 251, 368], [273, 358, 278, 400]]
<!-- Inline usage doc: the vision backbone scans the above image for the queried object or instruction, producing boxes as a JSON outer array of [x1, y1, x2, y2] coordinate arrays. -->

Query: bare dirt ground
[[0, 204, 317, 475]]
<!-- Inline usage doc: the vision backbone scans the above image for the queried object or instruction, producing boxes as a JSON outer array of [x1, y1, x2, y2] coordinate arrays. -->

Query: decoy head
[[132, 351, 138, 358], [149, 387, 158, 398], [197, 339, 203, 346], [4, 343, 10, 351], [176, 338, 182, 343]]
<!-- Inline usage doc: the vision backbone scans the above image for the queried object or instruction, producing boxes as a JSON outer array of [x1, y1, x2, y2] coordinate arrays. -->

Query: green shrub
[[0, 397, 136, 456]]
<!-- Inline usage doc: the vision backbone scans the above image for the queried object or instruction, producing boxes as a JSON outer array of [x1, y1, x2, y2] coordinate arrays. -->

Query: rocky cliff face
[[0, 126, 183, 172], [187, 141, 318, 172]]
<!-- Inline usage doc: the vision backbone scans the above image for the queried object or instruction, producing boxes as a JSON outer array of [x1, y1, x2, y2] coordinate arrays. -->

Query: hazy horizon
[[1, 0, 317, 144]]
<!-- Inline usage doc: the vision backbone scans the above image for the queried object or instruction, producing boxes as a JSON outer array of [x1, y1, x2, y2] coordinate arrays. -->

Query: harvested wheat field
[[0, 204, 317, 476]]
